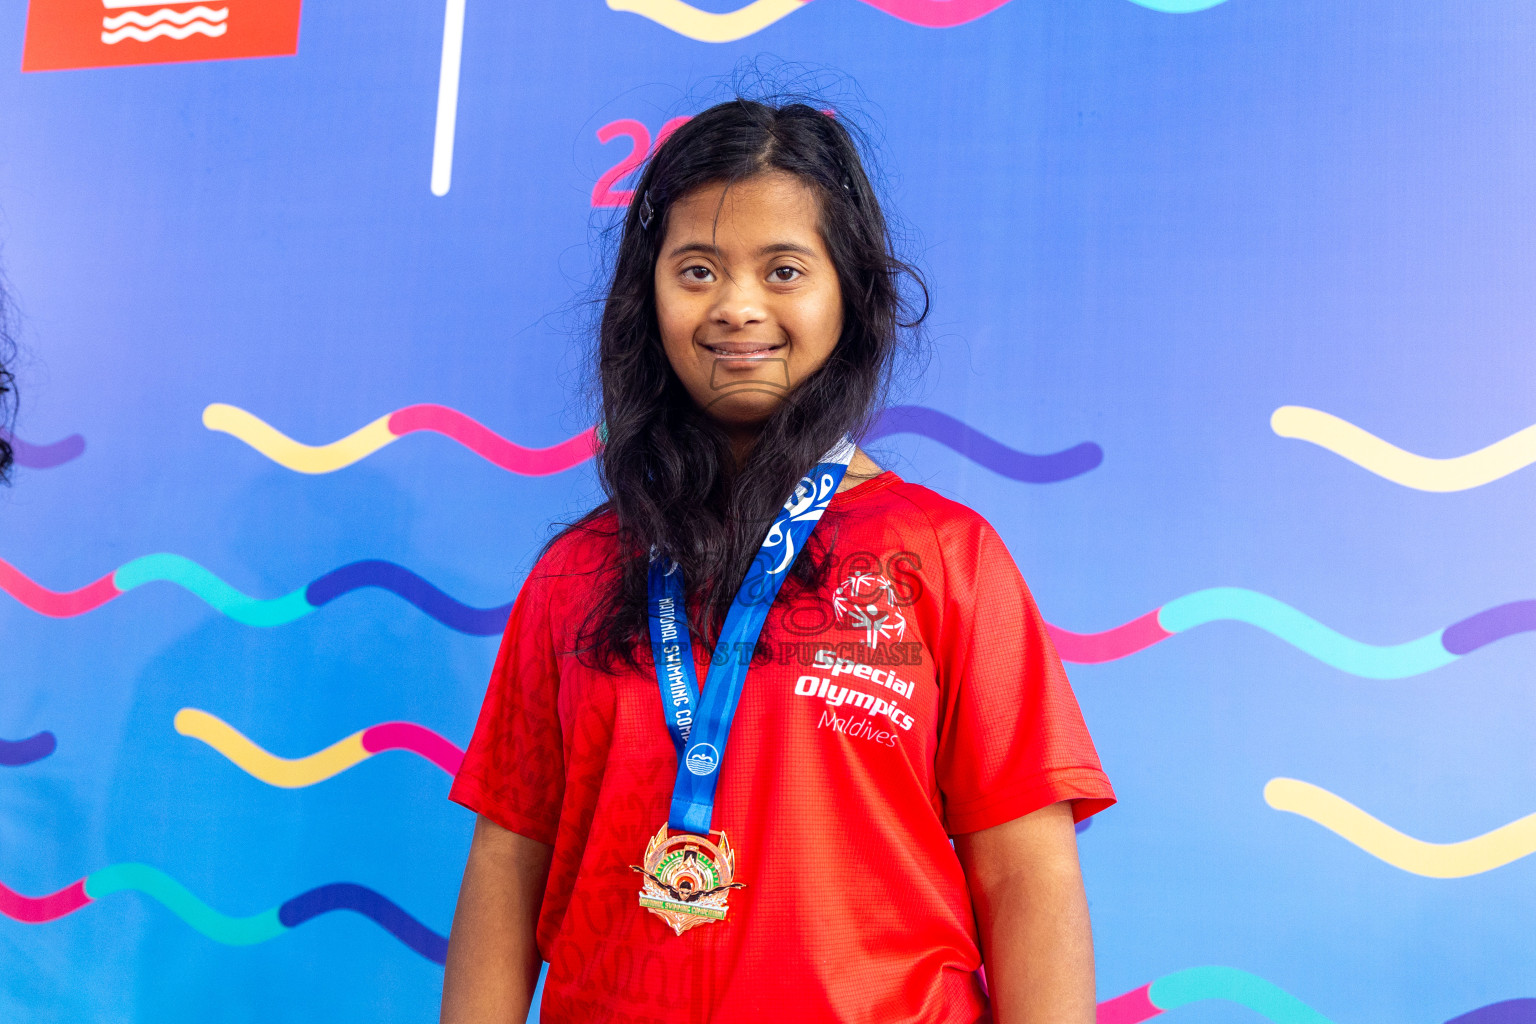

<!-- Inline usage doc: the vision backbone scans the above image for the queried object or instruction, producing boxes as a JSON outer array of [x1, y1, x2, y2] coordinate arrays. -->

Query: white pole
[[430, 0, 467, 197]]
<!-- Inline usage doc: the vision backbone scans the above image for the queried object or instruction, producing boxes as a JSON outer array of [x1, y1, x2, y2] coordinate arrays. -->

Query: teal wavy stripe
[[84, 864, 287, 945], [1150, 967, 1334, 1024], [113, 554, 315, 627], [1157, 588, 1458, 679]]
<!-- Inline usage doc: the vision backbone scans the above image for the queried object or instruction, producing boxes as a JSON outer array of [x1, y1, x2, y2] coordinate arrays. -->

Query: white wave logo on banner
[[100, 2, 228, 45]]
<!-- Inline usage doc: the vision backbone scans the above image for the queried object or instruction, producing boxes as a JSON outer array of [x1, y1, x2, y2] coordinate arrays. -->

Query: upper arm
[[953, 800, 1096, 1024], [441, 816, 553, 1024], [462, 814, 555, 911], [953, 799, 1081, 899]]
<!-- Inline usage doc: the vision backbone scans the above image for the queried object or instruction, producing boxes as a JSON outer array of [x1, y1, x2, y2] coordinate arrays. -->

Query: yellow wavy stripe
[[202, 404, 397, 475], [605, 0, 805, 42], [174, 708, 370, 788], [1265, 777, 1536, 878], [1271, 405, 1536, 492]]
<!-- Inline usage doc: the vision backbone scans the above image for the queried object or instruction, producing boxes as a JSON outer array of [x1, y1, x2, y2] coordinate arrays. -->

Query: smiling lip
[[702, 341, 784, 359]]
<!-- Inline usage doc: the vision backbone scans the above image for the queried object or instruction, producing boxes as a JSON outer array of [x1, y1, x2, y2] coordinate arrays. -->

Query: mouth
[[701, 341, 785, 360]]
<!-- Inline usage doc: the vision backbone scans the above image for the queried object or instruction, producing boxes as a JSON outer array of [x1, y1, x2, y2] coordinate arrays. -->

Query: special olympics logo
[[832, 573, 908, 648], [684, 743, 720, 776]]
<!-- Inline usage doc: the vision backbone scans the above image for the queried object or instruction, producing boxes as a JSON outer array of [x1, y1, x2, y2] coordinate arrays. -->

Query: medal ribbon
[[647, 438, 857, 835]]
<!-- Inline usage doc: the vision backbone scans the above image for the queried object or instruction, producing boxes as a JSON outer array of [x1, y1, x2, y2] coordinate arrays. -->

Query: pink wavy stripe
[[0, 878, 90, 923], [1097, 984, 1161, 1024], [361, 722, 465, 775], [388, 406, 598, 476], [0, 559, 120, 617], [857, 0, 1014, 28], [1047, 610, 1171, 664]]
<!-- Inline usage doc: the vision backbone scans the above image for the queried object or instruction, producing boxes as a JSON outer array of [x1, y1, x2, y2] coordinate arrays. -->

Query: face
[[654, 171, 844, 438]]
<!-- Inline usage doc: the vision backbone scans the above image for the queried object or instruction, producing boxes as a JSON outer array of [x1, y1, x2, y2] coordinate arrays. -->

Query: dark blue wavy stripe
[[305, 561, 512, 636], [1443, 600, 1536, 656], [1445, 999, 1536, 1024], [0, 430, 85, 470], [0, 731, 57, 766], [278, 882, 448, 964], [867, 406, 1102, 483]]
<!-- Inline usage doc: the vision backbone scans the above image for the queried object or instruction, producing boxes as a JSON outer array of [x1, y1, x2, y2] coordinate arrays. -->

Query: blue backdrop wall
[[3, 1, 1535, 1021]]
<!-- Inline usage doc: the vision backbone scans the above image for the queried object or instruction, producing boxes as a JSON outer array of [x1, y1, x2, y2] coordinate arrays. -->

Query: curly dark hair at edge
[[0, 273, 17, 484], [554, 97, 928, 672]]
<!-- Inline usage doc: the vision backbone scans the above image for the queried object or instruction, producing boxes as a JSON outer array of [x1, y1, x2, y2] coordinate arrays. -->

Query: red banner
[[22, 0, 302, 72]]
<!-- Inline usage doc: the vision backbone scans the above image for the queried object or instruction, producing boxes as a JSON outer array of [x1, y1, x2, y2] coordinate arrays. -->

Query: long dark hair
[[562, 97, 926, 671], [0, 270, 16, 484]]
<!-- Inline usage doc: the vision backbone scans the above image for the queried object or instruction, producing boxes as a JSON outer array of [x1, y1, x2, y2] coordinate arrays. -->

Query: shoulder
[[861, 478, 1005, 549], [870, 483, 1040, 621], [830, 478, 1015, 603]]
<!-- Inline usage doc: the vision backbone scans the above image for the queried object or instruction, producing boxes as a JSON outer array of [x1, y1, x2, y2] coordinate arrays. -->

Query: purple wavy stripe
[[304, 560, 512, 637], [0, 430, 85, 469], [278, 882, 448, 964], [0, 731, 56, 766], [867, 406, 1101, 483], [1445, 999, 1536, 1024], [1442, 601, 1536, 656]]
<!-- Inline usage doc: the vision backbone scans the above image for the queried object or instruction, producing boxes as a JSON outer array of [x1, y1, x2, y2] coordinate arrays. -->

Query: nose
[[708, 273, 766, 329]]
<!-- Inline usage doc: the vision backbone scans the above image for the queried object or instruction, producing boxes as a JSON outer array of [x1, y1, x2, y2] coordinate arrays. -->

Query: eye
[[683, 265, 715, 283], [770, 266, 802, 283]]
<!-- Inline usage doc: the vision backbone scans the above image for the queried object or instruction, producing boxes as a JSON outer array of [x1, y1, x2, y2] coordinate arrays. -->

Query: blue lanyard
[[646, 439, 856, 835]]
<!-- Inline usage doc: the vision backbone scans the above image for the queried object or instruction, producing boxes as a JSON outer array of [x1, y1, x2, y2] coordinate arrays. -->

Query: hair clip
[[638, 191, 655, 230]]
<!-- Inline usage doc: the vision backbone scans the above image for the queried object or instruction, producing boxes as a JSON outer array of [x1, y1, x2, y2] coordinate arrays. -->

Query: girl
[[441, 98, 1114, 1024]]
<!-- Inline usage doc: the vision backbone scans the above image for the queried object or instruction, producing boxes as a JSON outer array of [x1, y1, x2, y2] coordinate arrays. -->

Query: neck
[[839, 446, 881, 492], [723, 424, 762, 469], [718, 424, 880, 488]]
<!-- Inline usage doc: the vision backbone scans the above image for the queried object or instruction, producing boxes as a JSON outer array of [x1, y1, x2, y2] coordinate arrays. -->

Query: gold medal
[[631, 823, 744, 936]]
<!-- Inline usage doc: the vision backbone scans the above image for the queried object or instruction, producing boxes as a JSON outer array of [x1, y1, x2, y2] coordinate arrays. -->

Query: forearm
[[955, 801, 1096, 1024], [441, 815, 553, 1024]]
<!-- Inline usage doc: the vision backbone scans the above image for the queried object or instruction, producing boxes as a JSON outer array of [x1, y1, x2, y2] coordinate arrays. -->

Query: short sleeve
[[449, 565, 565, 845], [932, 519, 1115, 835]]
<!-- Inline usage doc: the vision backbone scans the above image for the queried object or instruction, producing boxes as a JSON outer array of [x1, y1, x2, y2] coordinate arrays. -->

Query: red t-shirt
[[450, 471, 1115, 1024]]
